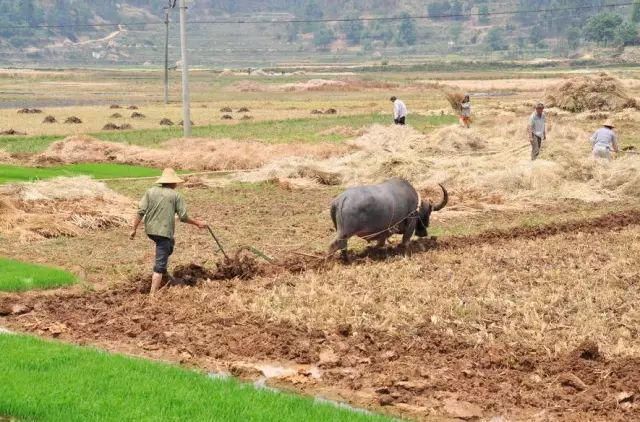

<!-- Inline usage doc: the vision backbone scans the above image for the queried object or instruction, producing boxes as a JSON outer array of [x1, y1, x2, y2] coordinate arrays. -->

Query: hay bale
[[42, 115, 57, 124], [64, 116, 82, 124], [0, 129, 26, 135], [238, 107, 250, 112], [220, 106, 233, 112], [545, 73, 638, 113], [221, 114, 233, 120], [159, 118, 174, 126], [110, 113, 123, 118], [102, 123, 132, 131], [131, 112, 146, 119], [102, 123, 120, 131]]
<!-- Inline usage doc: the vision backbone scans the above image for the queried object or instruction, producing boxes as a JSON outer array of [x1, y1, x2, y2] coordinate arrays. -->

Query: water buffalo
[[329, 178, 448, 260]]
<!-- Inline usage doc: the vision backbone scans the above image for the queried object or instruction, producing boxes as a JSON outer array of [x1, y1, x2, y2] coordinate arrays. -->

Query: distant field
[[0, 163, 163, 184], [0, 258, 76, 292], [0, 334, 386, 422]]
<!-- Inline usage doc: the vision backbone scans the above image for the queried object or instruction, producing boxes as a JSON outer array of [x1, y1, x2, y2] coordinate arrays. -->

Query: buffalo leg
[[328, 236, 348, 261], [400, 219, 417, 256]]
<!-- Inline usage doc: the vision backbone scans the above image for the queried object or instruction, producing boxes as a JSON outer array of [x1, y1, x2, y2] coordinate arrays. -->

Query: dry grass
[[37, 135, 350, 171], [245, 225, 640, 358]]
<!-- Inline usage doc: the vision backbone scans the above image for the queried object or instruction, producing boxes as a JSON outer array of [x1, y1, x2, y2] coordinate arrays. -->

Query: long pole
[[163, 9, 169, 105], [178, 0, 191, 137]]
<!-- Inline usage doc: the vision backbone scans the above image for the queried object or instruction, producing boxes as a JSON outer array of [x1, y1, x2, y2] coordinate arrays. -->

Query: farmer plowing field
[[130, 168, 208, 294]]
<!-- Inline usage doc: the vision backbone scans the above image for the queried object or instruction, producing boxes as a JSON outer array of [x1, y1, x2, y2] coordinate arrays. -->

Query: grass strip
[[0, 258, 77, 292], [0, 135, 64, 154], [93, 113, 458, 147], [0, 334, 388, 422], [0, 163, 163, 184], [0, 114, 457, 153]]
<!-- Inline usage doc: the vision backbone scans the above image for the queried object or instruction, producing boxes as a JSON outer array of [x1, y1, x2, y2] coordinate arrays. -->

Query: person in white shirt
[[527, 103, 546, 160], [390, 96, 407, 125], [590, 120, 619, 160]]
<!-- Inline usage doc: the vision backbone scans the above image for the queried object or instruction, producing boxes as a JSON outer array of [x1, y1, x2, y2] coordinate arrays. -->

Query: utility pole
[[163, 9, 170, 105], [178, 0, 191, 137]]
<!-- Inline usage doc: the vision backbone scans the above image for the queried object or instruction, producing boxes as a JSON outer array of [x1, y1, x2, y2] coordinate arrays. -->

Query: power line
[[0, 2, 633, 31]]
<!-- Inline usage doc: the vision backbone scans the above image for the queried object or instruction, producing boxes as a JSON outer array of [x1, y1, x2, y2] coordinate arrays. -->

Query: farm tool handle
[[207, 226, 230, 260], [236, 245, 275, 264]]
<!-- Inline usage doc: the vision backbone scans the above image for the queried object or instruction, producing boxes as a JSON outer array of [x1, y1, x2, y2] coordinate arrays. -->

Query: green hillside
[[0, 0, 637, 67]]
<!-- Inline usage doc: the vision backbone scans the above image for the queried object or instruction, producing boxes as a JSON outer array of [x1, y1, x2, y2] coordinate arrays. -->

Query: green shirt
[[137, 185, 188, 239]]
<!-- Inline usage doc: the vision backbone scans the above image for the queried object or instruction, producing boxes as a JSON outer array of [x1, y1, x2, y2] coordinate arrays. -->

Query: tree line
[[0, 0, 638, 53]]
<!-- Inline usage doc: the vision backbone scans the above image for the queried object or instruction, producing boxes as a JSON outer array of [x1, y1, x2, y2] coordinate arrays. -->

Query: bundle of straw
[[443, 89, 465, 113]]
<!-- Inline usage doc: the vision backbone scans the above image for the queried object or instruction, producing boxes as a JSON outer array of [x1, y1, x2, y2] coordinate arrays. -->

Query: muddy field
[[2, 68, 640, 421]]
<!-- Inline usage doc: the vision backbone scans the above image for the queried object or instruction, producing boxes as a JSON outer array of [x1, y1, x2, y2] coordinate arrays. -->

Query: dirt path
[[3, 210, 640, 421], [44, 25, 126, 49]]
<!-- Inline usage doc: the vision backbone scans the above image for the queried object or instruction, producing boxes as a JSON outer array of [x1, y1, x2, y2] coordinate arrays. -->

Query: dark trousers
[[394, 116, 406, 125], [148, 234, 174, 274]]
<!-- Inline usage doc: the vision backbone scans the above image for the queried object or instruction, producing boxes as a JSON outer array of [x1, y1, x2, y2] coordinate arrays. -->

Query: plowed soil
[[3, 209, 640, 421]]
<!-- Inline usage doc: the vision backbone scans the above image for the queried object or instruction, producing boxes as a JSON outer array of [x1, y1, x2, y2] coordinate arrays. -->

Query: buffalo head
[[415, 184, 448, 237]]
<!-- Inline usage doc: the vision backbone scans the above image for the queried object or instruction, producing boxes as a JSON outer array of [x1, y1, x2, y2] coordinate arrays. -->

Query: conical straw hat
[[156, 168, 184, 184]]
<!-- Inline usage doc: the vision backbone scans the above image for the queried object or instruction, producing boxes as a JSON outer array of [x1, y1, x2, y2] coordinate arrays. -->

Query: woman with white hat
[[130, 168, 207, 294], [590, 120, 619, 160]]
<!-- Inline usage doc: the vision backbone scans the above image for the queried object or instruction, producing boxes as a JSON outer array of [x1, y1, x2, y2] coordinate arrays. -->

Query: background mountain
[[0, 0, 638, 67]]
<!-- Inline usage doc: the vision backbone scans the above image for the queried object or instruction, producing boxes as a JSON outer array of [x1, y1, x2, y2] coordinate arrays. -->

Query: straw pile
[[0, 177, 132, 242], [37, 135, 349, 171], [237, 118, 640, 204], [545, 73, 638, 112]]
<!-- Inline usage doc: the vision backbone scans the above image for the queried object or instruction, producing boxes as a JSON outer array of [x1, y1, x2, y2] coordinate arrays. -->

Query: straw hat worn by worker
[[590, 120, 619, 160], [130, 168, 207, 294]]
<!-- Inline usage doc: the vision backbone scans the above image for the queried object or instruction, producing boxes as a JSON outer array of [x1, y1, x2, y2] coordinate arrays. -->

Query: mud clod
[[574, 340, 600, 361], [215, 254, 261, 280], [173, 264, 218, 286]]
